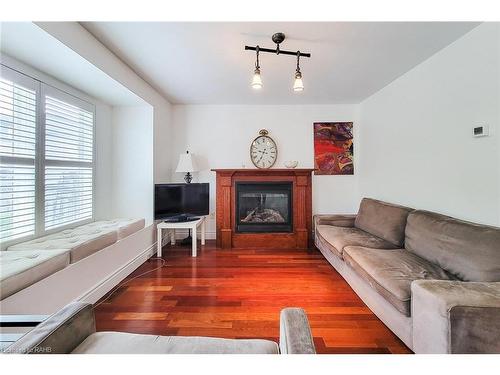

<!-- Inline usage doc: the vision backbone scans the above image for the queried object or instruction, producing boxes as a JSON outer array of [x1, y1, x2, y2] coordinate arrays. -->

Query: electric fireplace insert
[[235, 182, 293, 233]]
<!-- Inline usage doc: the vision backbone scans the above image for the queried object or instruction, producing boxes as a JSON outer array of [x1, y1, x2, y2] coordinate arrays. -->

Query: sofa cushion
[[8, 230, 117, 263], [354, 198, 413, 247], [316, 225, 399, 259], [405, 210, 500, 282], [71, 218, 145, 240], [72, 332, 279, 354], [0, 250, 70, 300], [343, 246, 453, 316]]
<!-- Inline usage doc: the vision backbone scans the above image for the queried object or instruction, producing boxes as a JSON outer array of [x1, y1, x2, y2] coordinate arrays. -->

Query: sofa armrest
[[411, 280, 500, 353], [4, 302, 96, 354], [314, 214, 357, 228], [279, 308, 316, 354]]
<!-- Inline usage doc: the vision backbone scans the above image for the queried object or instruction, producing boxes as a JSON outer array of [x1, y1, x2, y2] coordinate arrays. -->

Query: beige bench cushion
[[343, 246, 453, 316], [316, 224, 398, 259], [8, 230, 117, 263], [7, 218, 144, 264], [72, 218, 145, 240], [72, 332, 279, 354], [0, 250, 70, 300]]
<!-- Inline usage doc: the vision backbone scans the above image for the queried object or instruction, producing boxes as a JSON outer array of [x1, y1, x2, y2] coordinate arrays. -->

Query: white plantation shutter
[[0, 68, 38, 242], [44, 166, 93, 230], [0, 164, 36, 241], [43, 87, 94, 230], [45, 96, 93, 162], [0, 64, 95, 246]]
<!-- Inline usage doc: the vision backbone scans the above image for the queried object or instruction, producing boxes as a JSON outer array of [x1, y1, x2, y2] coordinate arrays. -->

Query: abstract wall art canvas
[[313, 122, 354, 175]]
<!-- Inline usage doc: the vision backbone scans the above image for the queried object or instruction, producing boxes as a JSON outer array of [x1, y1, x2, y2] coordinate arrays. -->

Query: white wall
[[359, 23, 500, 226], [171, 104, 360, 236], [35, 22, 173, 186], [111, 106, 154, 224], [153, 105, 173, 183]]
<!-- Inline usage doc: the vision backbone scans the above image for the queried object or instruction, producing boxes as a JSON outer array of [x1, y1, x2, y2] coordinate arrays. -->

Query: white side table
[[157, 217, 206, 257]]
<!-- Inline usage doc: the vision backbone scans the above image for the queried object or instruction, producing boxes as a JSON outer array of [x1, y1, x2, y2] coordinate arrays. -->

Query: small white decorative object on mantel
[[284, 160, 298, 168]]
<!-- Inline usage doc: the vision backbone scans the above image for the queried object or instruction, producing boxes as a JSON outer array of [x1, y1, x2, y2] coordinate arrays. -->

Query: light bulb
[[293, 70, 304, 92], [252, 67, 262, 89]]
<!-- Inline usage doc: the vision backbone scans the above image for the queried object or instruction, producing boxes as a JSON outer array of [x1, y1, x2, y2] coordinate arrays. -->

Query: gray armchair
[[5, 302, 316, 354]]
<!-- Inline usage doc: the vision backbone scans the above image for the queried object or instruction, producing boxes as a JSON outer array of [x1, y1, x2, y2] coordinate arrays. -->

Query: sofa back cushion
[[405, 210, 500, 282], [354, 198, 413, 246]]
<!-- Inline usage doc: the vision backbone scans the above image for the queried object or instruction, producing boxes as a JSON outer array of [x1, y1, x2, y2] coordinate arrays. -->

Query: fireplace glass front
[[236, 182, 293, 233]]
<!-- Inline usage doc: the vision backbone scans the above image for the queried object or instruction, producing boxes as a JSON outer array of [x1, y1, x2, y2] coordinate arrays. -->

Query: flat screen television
[[154, 183, 209, 220]]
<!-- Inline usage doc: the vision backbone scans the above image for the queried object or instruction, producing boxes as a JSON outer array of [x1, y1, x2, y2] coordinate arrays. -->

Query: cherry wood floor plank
[[94, 241, 412, 354], [113, 312, 169, 321]]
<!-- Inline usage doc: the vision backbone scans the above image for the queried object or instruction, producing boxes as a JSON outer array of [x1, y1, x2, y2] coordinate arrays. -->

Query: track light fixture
[[245, 33, 311, 92]]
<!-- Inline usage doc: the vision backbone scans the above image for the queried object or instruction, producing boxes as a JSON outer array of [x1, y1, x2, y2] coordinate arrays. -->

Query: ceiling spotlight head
[[251, 45, 263, 89], [252, 67, 263, 89], [293, 51, 304, 92], [293, 70, 304, 92]]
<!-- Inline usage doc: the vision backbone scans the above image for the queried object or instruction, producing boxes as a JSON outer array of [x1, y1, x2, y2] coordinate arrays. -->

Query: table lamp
[[175, 150, 199, 183]]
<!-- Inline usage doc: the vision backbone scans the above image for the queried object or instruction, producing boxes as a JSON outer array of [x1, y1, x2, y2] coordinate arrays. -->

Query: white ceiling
[[0, 22, 144, 106], [81, 22, 479, 105]]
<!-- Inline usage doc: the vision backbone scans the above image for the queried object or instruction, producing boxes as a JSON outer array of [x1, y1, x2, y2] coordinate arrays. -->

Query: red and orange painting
[[314, 122, 354, 175]]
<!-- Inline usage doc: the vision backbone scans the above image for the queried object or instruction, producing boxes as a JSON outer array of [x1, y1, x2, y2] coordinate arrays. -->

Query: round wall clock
[[250, 129, 278, 169]]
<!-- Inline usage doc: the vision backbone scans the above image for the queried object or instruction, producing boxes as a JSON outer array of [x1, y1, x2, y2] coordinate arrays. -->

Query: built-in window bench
[[0, 219, 145, 301]]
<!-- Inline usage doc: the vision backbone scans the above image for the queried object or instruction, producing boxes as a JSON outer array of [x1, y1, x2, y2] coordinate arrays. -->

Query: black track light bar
[[245, 45, 311, 58]]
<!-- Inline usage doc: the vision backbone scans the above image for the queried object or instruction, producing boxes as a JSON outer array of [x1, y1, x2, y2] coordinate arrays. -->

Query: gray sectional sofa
[[314, 198, 500, 354], [4, 302, 316, 354]]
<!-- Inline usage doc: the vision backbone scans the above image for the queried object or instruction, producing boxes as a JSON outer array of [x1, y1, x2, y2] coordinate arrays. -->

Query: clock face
[[250, 135, 277, 169]]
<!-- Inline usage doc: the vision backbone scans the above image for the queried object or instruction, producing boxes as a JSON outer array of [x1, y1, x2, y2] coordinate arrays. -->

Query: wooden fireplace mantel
[[211, 168, 315, 173], [211, 168, 314, 249]]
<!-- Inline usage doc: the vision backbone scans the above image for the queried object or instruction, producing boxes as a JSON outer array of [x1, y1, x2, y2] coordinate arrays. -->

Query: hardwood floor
[[94, 241, 411, 354]]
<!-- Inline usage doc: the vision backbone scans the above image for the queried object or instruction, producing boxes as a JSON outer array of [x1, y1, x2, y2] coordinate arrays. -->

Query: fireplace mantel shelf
[[211, 168, 315, 172], [211, 168, 315, 175]]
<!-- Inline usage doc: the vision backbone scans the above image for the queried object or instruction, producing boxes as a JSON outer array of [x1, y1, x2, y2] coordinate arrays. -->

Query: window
[[0, 65, 95, 245]]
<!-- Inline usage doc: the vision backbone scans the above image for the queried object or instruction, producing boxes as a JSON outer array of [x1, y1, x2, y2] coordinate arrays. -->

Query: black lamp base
[[184, 172, 192, 183]]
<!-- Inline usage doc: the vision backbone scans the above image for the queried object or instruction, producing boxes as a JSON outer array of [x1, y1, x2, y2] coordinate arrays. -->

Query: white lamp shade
[[251, 69, 262, 89], [175, 152, 199, 173], [293, 75, 304, 91]]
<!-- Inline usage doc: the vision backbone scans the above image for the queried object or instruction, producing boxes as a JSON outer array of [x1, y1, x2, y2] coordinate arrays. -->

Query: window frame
[[0, 63, 96, 249]]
